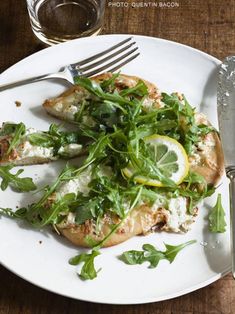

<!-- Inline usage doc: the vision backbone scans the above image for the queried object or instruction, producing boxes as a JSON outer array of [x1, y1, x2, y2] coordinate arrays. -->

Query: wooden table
[[0, 0, 235, 313]]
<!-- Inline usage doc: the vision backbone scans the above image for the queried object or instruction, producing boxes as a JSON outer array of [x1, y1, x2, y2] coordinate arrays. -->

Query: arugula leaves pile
[[69, 76, 214, 190], [160, 93, 215, 154], [0, 73, 222, 281]]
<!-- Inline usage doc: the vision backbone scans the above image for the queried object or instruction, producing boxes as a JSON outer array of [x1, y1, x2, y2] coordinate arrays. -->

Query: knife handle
[[226, 167, 235, 279]]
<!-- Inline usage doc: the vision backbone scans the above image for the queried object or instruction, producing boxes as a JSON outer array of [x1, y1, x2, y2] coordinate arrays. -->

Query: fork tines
[[72, 37, 139, 77]]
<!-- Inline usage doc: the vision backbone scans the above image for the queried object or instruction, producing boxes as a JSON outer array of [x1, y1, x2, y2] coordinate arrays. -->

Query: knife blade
[[217, 56, 235, 279]]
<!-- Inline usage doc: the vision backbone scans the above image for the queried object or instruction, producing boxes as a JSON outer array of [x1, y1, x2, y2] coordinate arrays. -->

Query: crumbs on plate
[[15, 101, 22, 107]]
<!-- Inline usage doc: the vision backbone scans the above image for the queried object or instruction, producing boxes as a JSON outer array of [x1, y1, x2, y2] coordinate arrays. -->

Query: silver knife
[[217, 56, 235, 279]]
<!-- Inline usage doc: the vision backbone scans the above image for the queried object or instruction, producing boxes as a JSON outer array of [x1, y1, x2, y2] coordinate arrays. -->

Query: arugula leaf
[[166, 171, 216, 214], [69, 249, 100, 280], [184, 171, 207, 186], [0, 123, 21, 136], [121, 240, 196, 268], [208, 194, 227, 233], [21, 164, 78, 225], [0, 165, 36, 192], [100, 72, 120, 90], [74, 76, 133, 106], [89, 176, 127, 218], [38, 193, 76, 227], [74, 100, 89, 123], [120, 80, 148, 97], [197, 124, 216, 135], [164, 241, 197, 262], [74, 201, 94, 224], [0, 207, 22, 218], [90, 100, 120, 128], [84, 133, 110, 165], [73, 192, 105, 225], [5, 122, 26, 155], [28, 132, 54, 147], [161, 92, 182, 109], [121, 244, 165, 268]]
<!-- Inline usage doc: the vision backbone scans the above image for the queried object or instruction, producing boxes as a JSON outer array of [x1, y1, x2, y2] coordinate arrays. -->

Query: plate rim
[[0, 259, 230, 304], [0, 34, 221, 81]]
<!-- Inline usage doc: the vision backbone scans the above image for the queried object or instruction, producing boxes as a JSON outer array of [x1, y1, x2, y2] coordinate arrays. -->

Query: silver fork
[[0, 37, 139, 92]]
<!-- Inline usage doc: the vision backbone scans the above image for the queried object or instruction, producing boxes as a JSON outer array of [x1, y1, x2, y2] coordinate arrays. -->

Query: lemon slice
[[123, 134, 189, 187]]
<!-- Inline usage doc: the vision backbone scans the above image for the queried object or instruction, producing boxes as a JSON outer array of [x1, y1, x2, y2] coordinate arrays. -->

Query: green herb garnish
[[208, 194, 227, 233], [0, 165, 36, 192], [121, 240, 196, 268], [3, 122, 26, 155], [69, 249, 101, 280]]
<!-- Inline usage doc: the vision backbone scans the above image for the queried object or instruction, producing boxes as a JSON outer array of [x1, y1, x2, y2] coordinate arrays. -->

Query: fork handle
[[227, 167, 235, 279], [0, 72, 67, 91]]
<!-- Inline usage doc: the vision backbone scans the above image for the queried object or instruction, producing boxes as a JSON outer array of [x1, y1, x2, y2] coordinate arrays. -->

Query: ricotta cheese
[[150, 195, 168, 211], [142, 98, 165, 111], [58, 143, 83, 157], [18, 141, 55, 159], [63, 105, 79, 121], [53, 89, 91, 121], [189, 133, 216, 166], [165, 197, 194, 232], [142, 98, 156, 110], [189, 151, 201, 166], [58, 166, 92, 197], [25, 127, 38, 135]]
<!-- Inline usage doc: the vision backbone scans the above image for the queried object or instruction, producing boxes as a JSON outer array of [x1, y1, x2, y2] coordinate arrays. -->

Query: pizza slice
[[0, 122, 84, 166]]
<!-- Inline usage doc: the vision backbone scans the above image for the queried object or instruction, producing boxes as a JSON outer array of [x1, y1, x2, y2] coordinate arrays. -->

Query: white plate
[[0, 35, 230, 304]]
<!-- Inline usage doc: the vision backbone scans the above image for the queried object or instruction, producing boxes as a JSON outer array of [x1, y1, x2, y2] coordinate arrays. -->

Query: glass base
[[31, 27, 102, 45]]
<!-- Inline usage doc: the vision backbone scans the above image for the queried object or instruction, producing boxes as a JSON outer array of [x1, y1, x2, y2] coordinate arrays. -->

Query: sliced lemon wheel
[[123, 134, 189, 187]]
